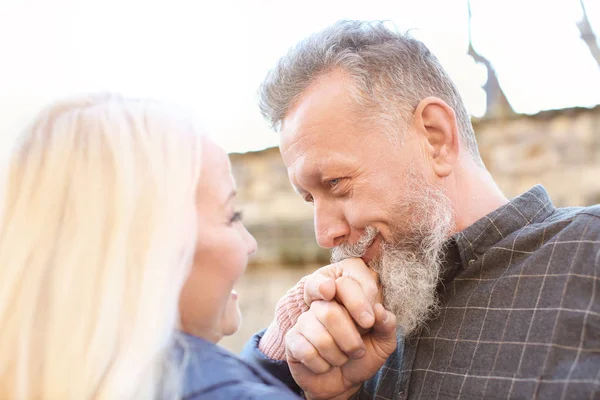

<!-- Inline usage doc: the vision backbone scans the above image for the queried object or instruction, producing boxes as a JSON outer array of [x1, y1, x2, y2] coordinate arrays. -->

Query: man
[[241, 20, 600, 399]]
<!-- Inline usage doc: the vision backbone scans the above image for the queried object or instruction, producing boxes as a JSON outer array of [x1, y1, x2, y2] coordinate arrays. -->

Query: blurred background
[[1, 0, 599, 353]]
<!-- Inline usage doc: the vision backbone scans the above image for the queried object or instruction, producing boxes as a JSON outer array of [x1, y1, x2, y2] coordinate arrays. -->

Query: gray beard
[[331, 175, 453, 337]]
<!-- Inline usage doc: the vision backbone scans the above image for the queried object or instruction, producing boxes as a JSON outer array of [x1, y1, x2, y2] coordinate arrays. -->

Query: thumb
[[370, 303, 398, 355], [304, 274, 336, 306]]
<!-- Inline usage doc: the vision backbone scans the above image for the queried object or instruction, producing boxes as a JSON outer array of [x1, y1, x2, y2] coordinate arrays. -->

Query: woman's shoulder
[[177, 333, 300, 400], [184, 381, 300, 400]]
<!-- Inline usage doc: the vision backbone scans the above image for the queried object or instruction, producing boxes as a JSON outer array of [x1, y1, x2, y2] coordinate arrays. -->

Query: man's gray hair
[[258, 20, 482, 163]]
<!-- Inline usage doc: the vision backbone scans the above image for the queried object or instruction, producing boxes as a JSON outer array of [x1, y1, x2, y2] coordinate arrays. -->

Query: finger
[[311, 300, 365, 359], [339, 258, 381, 305], [285, 329, 332, 374], [370, 303, 398, 356], [301, 318, 350, 367], [335, 276, 375, 329], [304, 274, 336, 306]]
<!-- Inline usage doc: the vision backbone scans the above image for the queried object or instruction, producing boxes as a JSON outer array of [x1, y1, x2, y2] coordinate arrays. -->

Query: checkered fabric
[[243, 185, 600, 400], [352, 185, 600, 399]]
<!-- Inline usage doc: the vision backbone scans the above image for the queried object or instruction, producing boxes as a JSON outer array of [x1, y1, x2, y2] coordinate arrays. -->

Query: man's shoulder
[[502, 201, 600, 271], [543, 203, 600, 240], [519, 203, 600, 271], [547, 203, 600, 224], [504, 201, 600, 244]]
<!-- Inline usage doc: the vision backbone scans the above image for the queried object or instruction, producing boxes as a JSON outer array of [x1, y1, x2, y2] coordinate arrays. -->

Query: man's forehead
[[279, 71, 356, 140], [279, 129, 313, 166], [278, 100, 319, 158], [282, 144, 362, 188], [279, 109, 358, 168]]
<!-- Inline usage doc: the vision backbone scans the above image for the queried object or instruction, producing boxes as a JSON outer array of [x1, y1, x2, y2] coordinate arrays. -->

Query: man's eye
[[327, 178, 341, 187]]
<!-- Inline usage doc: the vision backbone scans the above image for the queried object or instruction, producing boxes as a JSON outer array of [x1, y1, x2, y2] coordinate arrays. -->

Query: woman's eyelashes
[[229, 211, 243, 224]]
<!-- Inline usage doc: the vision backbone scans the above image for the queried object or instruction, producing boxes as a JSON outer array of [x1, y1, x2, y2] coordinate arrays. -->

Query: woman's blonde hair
[[0, 94, 203, 399]]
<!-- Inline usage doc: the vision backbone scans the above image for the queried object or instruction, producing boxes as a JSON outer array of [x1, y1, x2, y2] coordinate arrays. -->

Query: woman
[[0, 94, 300, 399]]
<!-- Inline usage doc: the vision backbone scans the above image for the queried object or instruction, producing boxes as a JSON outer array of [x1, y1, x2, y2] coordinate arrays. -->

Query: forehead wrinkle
[[280, 131, 313, 165], [290, 145, 363, 182]]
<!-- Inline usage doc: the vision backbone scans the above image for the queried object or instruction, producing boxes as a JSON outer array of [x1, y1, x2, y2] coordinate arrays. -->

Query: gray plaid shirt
[[243, 185, 600, 399]]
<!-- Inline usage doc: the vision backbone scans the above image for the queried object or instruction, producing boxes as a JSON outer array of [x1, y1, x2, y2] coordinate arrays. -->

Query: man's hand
[[285, 258, 393, 399], [257, 258, 382, 362], [303, 258, 383, 331], [286, 301, 397, 399]]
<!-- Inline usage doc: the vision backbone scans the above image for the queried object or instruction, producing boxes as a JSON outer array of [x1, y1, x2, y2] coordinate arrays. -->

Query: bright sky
[[0, 0, 599, 154]]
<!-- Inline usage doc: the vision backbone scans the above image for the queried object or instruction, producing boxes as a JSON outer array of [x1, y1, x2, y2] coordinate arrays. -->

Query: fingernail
[[359, 311, 374, 327]]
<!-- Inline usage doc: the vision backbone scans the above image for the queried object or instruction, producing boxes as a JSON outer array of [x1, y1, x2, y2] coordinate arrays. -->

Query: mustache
[[330, 226, 379, 263]]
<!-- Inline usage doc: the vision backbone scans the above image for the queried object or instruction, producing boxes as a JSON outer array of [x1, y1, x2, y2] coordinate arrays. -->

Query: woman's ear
[[412, 96, 459, 178]]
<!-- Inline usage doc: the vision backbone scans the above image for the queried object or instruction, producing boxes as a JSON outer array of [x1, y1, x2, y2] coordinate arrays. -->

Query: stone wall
[[221, 106, 600, 353], [475, 107, 600, 206]]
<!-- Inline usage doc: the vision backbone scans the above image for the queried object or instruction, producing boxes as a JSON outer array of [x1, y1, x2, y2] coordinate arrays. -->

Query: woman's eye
[[230, 211, 243, 223]]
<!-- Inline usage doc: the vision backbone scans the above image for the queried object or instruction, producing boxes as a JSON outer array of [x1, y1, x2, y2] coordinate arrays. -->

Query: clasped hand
[[285, 258, 397, 400]]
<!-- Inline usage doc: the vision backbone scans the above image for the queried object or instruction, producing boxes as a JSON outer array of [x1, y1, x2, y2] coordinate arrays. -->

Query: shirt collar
[[453, 185, 555, 266]]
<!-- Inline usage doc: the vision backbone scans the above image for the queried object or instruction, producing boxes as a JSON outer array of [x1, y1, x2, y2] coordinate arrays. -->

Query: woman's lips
[[230, 289, 239, 300]]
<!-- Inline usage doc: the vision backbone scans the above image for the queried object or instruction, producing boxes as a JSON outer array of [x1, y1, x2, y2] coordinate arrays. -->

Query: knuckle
[[299, 344, 319, 363], [284, 329, 299, 349], [295, 311, 311, 327], [318, 263, 341, 278], [287, 334, 319, 362], [304, 273, 316, 287], [340, 337, 363, 355], [315, 264, 329, 274], [331, 355, 349, 367], [336, 355, 350, 367], [305, 273, 319, 286], [312, 332, 334, 351], [310, 299, 325, 313], [340, 258, 364, 275], [316, 304, 340, 326], [307, 361, 331, 375], [346, 257, 361, 265], [285, 338, 300, 359], [315, 363, 332, 374], [334, 275, 351, 291], [296, 313, 322, 334], [338, 258, 350, 266], [332, 263, 343, 277]]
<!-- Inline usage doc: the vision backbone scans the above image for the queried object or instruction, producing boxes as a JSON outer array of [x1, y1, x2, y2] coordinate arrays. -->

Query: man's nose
[[313, 201, 350, 249]]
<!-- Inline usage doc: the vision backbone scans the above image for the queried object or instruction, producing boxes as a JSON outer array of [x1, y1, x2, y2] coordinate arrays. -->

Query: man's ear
[[412, 96, 459, 178]]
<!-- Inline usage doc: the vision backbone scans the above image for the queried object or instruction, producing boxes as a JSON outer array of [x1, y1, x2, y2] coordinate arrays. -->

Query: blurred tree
[[467, 0, 515, 119], [578, 0, 600, 69]]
